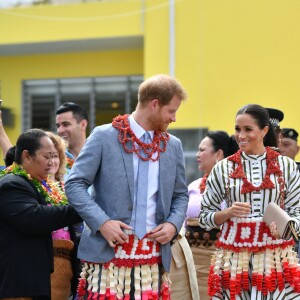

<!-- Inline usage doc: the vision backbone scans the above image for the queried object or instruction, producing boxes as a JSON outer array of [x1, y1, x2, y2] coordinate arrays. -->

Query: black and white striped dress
[[199, 151, 300, 300]]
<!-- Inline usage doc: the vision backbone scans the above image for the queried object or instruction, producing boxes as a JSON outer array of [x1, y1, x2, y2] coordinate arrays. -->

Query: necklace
[[0, 163, 68, 206], [199, 173, 209, 193], [66, 153, 75, 170], [112, 114, 170, 162], [41, 180, 67, 206], [228, 147, 285, 207]]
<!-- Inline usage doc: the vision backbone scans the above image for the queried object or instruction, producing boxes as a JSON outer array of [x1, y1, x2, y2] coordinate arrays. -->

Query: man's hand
[[99, 220, 132, 247], [147, 222, 177, 245]]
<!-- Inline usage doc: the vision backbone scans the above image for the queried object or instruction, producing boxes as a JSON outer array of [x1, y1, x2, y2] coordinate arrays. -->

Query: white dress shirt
[[129, 114, 159, 230]]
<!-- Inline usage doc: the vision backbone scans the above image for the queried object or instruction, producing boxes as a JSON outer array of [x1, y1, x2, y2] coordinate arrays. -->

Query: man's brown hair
[[138, 74, 187, 107]]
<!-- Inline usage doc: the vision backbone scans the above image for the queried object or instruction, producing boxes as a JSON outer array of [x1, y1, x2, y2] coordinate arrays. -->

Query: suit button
[[128, 205, 133, 211]]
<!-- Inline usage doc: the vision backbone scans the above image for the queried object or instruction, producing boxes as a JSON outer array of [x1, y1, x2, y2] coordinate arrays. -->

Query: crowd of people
[[0, 75, 300, 300]]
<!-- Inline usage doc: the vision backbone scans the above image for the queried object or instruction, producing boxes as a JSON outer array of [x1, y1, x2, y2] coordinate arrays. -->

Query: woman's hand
[[269, 221, 280, 239], [228, 202, 251, 218], [215, 202, 251, 226]]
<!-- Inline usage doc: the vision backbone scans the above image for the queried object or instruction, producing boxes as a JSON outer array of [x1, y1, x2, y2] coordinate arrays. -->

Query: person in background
[[0, 110, 12, 169], [0, 129, 81, 300], [55, 102, 88, 177], [4, 145, 16, 167], [279, 128, 300, 161], [184, 130, 238, 300], [199, 104, 300, 299], [56, 103, 89, 296], [46, 131, 79, 300], [65, 74, 189, 299], [279, 128, 300, 257], [265, 107, 284, 149]]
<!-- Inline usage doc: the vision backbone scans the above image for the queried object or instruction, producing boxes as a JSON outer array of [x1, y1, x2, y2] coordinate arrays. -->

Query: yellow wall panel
[[0, 1, 144, 44], [174, 0, 202, 128], [144, 0, 170, 76], [0, 49, 143, 79], [196, 0, 300, 137]]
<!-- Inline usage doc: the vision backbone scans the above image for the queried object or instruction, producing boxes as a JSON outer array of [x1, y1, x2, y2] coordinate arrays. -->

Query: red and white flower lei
[[228, 147, 285, 208], [112, 114, 170, 162]]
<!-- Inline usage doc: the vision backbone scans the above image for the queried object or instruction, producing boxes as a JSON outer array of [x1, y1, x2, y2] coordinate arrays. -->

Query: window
[[168, 128, 208, 184], [22, 75, 143, 133]]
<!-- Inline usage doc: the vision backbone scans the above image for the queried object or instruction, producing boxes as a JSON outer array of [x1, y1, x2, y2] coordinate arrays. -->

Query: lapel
[[119, 142, 134, 203], [25, 178, 48, 205], [157, 148, 173, 222]]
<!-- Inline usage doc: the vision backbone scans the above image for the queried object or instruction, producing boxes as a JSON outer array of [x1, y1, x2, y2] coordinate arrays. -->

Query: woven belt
[[186, 225, 220, 241], [53, 247, 72, 261]]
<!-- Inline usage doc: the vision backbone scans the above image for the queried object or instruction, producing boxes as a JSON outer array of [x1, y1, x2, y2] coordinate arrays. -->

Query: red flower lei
[[112, 114, 170, 162], [228, 147, 285, 207], [199, 173, 209, 193]]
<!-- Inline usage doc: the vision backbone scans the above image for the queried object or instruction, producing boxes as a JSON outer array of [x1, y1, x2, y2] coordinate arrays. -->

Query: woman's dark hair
[[4, 146, 16, 167], [236, 104, 278, 147], [15, 129, 49, 164], [207, 131, 239, 158]]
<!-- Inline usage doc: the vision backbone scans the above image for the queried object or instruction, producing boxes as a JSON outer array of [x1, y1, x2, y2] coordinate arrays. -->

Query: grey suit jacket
[[65, 123, 188, 271]]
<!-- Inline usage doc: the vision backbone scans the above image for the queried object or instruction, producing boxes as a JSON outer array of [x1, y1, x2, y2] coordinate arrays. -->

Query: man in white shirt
[[65, 74, 189, 299]]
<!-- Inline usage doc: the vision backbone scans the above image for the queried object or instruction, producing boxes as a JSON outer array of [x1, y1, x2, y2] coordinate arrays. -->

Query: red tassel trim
[[209, 259, 300, 298]]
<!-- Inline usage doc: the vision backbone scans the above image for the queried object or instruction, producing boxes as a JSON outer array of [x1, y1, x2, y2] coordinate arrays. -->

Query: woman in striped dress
[[199, 104, 300, 300], [185, 131, 238, 300]]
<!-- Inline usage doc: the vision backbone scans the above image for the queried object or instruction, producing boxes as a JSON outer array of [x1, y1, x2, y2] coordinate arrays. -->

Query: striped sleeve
[[199, 159, 229, 230], [279, 156, 300, 235]]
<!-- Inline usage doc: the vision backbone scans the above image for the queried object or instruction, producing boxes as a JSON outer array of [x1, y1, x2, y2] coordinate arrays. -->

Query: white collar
[[129, 114, 154, 140]]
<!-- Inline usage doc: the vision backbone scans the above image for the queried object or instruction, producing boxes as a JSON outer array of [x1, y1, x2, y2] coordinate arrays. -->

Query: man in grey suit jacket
[[65, 74, 188, 299]]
